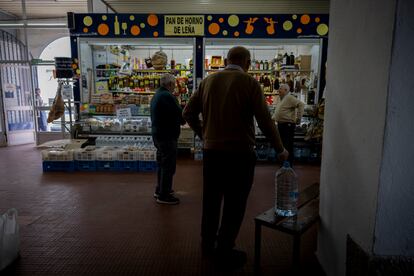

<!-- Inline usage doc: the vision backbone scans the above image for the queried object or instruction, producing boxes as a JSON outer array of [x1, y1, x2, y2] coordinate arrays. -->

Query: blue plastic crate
[[256, 149, 269, 161], [75, 160, 97, 171], [117, 161, 138, 172], [96, 161, 119, 171], [267, 148, 277, 162], [43, 161, 75, 172], [138, 161, 157, 172]]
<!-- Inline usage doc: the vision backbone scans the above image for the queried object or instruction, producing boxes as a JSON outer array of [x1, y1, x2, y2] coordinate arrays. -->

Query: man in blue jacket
[[150, 74, 185, 204]]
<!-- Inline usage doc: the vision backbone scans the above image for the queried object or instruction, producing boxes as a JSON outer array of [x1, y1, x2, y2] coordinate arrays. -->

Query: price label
[[116, 108, 131, 119], [62, 84, 73, 99]]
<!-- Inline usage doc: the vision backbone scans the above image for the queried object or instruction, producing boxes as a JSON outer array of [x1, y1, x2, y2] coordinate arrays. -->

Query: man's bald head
[[227, 46, 251, 72]]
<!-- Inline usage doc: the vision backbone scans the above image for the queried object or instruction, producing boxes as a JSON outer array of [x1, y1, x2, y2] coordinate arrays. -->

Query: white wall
[[92, 47, 194, 68], [310, 45, 320, 75], [88, 0, 113, 13], [374, 0, 414, 256], [318, 0, 397, 275], [27, 29, 70, 58], [37, 37, 71, 105]]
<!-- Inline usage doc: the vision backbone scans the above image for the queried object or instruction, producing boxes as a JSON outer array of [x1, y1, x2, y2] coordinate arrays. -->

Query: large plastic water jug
[[275, 161, 298, 216]]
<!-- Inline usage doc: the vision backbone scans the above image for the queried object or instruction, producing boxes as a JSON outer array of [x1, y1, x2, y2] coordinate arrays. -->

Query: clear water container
[[275, 161, 298, 216]]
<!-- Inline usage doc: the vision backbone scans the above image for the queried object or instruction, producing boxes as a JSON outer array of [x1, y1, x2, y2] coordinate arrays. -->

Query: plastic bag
[[47, 83, 65, 123], [0, 208, 20, 270]]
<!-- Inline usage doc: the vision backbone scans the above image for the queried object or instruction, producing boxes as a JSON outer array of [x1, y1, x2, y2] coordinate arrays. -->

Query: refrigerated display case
[[74, 38, 196, 149]]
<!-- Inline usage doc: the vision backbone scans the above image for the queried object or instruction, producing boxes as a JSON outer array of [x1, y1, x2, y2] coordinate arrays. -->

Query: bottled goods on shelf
[[194, 136, 203, 160], [106, 74, 162, 93], [275, 161, 298, 217], [95, 136, 155, 151], [249, 59, 273, 71], [94, 64, 192, 106]]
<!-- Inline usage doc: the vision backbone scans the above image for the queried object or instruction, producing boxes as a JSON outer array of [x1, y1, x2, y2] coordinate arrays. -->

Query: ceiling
[[0, 0, 329, 19], [105, 0, 330, 14], [0, 0, 87, 19]]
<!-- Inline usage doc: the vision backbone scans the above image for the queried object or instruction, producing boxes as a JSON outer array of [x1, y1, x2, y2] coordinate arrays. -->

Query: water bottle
[[275, 161, 298, 216]]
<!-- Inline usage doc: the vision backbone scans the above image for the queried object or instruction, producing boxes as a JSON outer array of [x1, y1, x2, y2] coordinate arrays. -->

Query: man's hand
[[277, 149, 289, 161]]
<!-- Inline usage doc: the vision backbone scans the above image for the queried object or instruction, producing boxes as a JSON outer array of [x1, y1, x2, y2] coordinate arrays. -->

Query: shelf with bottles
[[279, 68, 314, 73], [94, 70, 192, 99], [106, 90, 156, 94], [95, 68, 192, 73], [204, 69, 223, 72]]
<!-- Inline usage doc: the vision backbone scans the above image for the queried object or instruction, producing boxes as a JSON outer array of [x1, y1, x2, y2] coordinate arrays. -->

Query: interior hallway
[[0, 145, 323, 275]]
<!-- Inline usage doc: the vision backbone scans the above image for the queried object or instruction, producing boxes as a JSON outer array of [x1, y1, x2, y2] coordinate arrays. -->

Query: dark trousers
[[153, 138, 177, 197], [277, 122, 296, 165], [202, 149, 256, 250]]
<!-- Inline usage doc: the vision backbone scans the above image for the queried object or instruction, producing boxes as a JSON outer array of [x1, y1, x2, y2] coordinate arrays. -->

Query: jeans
[[277, 122, 296, 165], [153, 138, 177, 197], [202, 149, 256, 250]]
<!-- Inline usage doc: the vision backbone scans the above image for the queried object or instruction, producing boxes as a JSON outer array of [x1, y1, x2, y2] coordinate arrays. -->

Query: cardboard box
[[299, 55, 312, 70]]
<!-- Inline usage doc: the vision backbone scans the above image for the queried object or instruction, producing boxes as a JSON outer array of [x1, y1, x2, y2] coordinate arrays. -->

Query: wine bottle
[[283, 53, 288, 66], [251, 59, 256, 70], [289, 52, 295, 66]]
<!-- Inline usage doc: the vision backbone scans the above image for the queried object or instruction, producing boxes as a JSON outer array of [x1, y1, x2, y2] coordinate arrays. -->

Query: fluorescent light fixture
[[0, 23, 24, 26], [27, 22, 67, 26], [0, 23, 24, 27], [0, 22, 67, 28]]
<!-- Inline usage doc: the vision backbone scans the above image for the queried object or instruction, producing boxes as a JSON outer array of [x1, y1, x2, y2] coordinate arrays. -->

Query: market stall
[[64, 12, 328, 168]]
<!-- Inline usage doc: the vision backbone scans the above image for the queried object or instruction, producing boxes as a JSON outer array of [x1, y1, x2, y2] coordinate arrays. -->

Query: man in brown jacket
[[183, 46, 288, 269]]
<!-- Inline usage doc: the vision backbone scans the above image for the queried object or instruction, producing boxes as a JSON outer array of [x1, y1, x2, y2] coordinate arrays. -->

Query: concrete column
[[318, 0, 414, 275]]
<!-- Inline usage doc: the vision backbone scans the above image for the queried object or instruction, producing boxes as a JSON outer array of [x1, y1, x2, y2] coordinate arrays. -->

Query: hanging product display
[[47, 83, 65, 123]]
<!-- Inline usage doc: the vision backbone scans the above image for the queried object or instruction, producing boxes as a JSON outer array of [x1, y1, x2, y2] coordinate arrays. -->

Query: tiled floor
[[0, 144, 324, 275]]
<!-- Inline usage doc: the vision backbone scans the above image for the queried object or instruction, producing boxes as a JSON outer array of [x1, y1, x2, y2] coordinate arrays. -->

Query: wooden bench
[[254, 182, 320, 271]]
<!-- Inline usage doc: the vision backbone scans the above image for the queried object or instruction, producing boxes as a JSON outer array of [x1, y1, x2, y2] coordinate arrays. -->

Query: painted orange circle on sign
[[153, 31, 159, 37], [147, 14, 158, 26], [97, 23, 109, 36], [297, 28, 303, 34], [219, 18, 224, 23], [234, 31, 240, 37], [315, 17, 320, 23], [300, 14, 310, 25], [83, 27, 88, 33], [71, 63, 78, 69], [208, 23, 220, 35], [131, 25, 140, 36]]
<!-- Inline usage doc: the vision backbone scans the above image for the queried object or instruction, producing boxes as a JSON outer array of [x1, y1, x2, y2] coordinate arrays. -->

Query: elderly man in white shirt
[[272, 83, 305, 165]]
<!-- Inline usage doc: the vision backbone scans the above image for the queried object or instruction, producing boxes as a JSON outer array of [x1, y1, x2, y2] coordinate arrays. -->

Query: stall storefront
[[67, 12, 328, 163]]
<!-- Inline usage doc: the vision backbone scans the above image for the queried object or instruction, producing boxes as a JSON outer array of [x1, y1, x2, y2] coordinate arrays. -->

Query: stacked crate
[[95, 146, 119, 171], [42, 143, 158, 172], [117, 147, 140, 171], [42, 149, 75, 172], [138, 148, 157, 172], [73, 146, 97, 171]]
